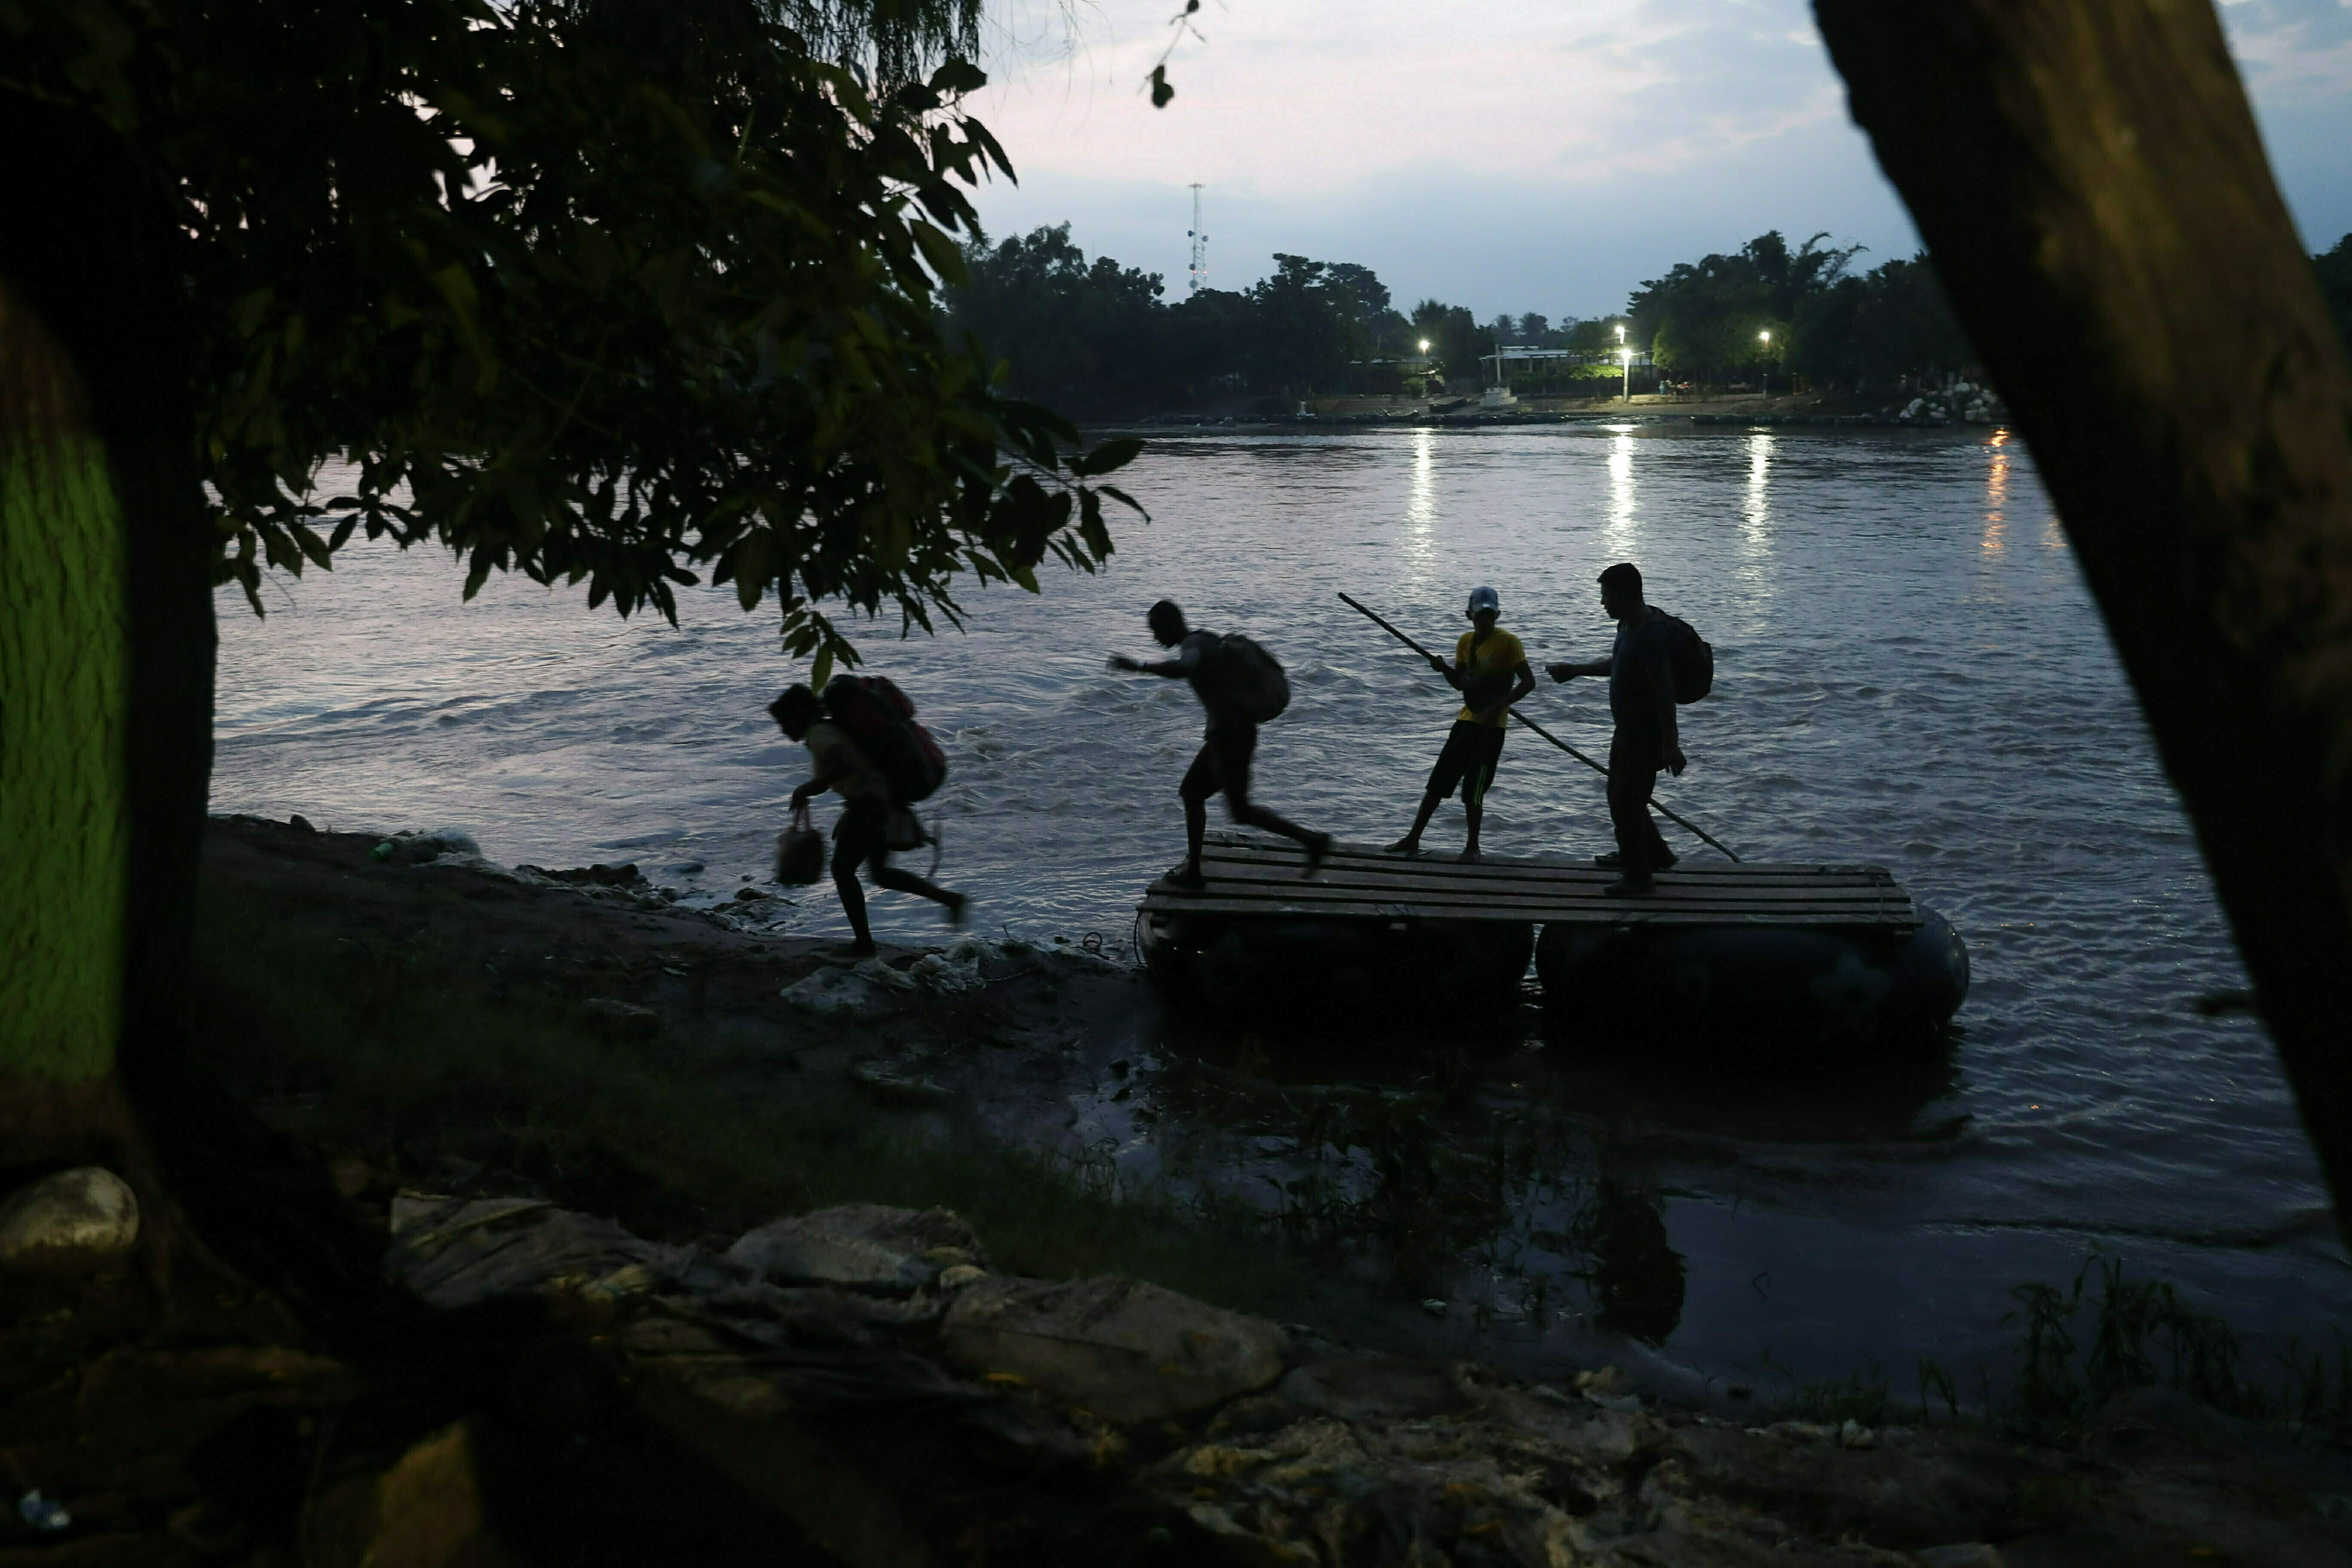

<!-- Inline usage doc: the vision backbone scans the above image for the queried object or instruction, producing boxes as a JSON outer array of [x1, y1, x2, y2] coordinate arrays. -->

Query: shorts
[[1425, 720, 1506, 805], [1182, 722, 1257, 802]]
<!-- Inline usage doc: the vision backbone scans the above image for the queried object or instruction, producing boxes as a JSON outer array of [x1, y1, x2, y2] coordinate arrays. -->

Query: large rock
[[581, 997, 660, 1042], [1277, 1357, 1477, 1424], [388, 1193, 663, 1309], [940, 1275, 1288, 1423], [307, 1421, 504, 1568], [1657, 1420, 2030, 1550], [726, 1204, 981, 1295], [0, 1166, 139, 1274]]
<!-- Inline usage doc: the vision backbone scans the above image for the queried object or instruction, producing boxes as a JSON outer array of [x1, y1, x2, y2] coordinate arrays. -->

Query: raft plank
[[1139, 896, 1904, 928], [1190, 858, 1900, 903], [1198, 846, 1894, 884], [1145, 836, 1923, 928], [1143, 888, 1913, 921], [1195, 845, 1899, 893]]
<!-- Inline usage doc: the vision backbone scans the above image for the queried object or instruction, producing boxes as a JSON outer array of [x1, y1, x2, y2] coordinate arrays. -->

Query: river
[[212, 423, 2346, 1395]]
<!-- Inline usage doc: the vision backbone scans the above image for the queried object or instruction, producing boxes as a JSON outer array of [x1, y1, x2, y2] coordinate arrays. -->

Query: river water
[[213, 423, 2345, 1394]]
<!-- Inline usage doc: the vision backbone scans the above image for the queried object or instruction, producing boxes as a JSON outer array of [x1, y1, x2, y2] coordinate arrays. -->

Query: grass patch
[[2000, 1253, 2352, 1437], [1759, 1254, 2352, 1440], [187, 881, 1327, 1318]]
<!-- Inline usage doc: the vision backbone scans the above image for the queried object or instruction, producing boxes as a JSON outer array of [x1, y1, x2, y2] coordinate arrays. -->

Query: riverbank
[[9, 814, 2344, 1563], [1113, 385, 2004, 433]]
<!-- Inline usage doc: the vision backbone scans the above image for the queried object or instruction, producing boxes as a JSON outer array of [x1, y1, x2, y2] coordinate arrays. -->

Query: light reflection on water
[[211, 424, 2343, 1384]]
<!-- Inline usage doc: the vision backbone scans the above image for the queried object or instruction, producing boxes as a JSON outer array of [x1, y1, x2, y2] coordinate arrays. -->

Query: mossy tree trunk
[[1812, 1, 2352, 1217], [1, 94, 214, 1178]]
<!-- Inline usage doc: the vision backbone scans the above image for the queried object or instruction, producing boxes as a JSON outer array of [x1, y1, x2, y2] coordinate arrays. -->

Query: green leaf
[[290, 521, 334, 572], [928, 60, 986, 97], [1068, 436, 1142, 477], [1096, 484, 1150, 520], [1148, 64, 1174, 108], [810, 644, 835, 692], [909, 220, 970, 287]]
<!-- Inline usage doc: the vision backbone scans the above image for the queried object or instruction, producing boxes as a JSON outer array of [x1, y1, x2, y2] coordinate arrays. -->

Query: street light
[[1617, 324, 1629, 403], [1418, 338, 1430, 354], [1759, 329, 1771, 398]]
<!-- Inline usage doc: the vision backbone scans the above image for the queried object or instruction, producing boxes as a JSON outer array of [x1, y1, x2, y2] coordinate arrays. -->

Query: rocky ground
[[3, 817, 2348, 1565]]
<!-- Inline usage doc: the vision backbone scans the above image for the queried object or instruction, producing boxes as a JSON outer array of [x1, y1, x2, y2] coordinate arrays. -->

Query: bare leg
[[1176, 742, 1217, 886], [1460, 792, 1484, 861], [1389, 790, 1442, 854], [830, 837, 876, 954], [871, 857, 964, 922], [1224, 776, 1329, 875]]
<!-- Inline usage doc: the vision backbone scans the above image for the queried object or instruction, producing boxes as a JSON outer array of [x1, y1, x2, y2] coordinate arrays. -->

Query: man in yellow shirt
[[1387, 585, 1536, 861]]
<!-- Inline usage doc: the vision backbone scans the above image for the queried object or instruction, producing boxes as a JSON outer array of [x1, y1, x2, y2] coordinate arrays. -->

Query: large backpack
[[1214, 634, 1290, 722], [1656, 612, 1714, 704], [815, 674, 949, 802]]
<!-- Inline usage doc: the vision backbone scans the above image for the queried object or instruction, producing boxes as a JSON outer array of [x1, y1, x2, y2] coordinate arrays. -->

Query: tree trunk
[[1, 95, 214, 1180], [1811, 2, 2352, 1217]]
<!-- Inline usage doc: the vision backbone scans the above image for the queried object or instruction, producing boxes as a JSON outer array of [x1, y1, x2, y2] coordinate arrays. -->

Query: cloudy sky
[[963, 0, 2352, 320]]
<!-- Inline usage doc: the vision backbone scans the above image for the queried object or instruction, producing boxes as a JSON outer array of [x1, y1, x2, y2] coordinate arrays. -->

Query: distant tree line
[[944, 225, 1488, 414], [1627, 230, 1971, 392], [947, 223, 2352, 416]]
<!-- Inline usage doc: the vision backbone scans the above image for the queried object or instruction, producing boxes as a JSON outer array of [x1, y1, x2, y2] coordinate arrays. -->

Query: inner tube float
[[1534, 904, 1968, 1057], [1138, 910, 1534, 1022]]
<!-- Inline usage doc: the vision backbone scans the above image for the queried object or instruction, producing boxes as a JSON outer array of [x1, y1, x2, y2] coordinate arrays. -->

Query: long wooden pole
[[1335, 593, 1740, 861]]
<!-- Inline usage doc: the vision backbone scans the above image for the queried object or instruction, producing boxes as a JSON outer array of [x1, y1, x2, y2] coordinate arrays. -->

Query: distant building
[[1495, 345, 1652, 368]]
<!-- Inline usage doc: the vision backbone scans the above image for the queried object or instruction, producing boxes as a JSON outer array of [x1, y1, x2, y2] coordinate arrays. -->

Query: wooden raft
[[1139, 834, 1919, 929]]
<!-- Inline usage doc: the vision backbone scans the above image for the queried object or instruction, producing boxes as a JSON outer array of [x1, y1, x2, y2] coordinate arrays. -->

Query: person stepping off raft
[[771, 684, 965, 957], [1109, 600, 1332, 891], [1547, 562, 1687, 897], [1387, 585, 1536, 862]]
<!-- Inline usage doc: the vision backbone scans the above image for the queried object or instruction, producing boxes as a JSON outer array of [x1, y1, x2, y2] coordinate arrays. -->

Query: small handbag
[[774, 803, 825, 885]]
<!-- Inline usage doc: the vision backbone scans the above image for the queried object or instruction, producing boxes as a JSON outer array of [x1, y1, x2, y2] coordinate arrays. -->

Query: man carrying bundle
[[1387, 585, 1536, 862], [770, 683, 965, 957], [1546, 562, 1690, 897], [1109, 599, 1331, 890]]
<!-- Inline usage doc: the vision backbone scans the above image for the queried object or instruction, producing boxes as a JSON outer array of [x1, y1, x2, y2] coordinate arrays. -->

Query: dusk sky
[[965, 0, 2352, 321]]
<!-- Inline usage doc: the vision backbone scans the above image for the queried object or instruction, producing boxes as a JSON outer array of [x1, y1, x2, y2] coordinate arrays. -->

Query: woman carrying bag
[[769, 684, 965, 957]]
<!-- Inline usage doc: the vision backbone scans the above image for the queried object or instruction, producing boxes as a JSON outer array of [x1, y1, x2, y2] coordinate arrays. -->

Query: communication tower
[[1186, 184, 1207, 295]]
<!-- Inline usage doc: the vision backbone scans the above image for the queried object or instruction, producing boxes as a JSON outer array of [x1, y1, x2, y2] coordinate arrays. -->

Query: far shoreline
[[1084, 389, 2011, 438]]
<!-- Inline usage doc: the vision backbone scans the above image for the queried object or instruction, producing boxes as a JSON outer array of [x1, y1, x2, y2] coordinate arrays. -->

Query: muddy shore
[[4, 815, 2346, 1565]]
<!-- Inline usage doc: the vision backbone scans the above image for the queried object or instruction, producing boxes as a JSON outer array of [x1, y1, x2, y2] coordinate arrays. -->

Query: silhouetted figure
[[772, 684, 964, 957], [1547, 563, 1686, 896], [1109, 600, 1331, 889], [1387, 585, 1536, 862]]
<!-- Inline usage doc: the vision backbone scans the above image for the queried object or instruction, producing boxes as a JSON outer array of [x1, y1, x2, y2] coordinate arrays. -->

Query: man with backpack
[[1546, 563, 1688, 897], [1387, 585, 1537, 862], [770, 683, 965, 957], [1108, 599, 1332, 890]]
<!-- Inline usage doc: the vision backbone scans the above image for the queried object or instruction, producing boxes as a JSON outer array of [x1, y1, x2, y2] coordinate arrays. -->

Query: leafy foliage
[[1410, 300, 1490, 388], [2, 0, 1139, 670], [1629, 231, 1862, 383], [1792, 257, 1976, 392], [776, 0, 984, 87], [946, 225, 1172, 415], [948, 228, 1449, 414]]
